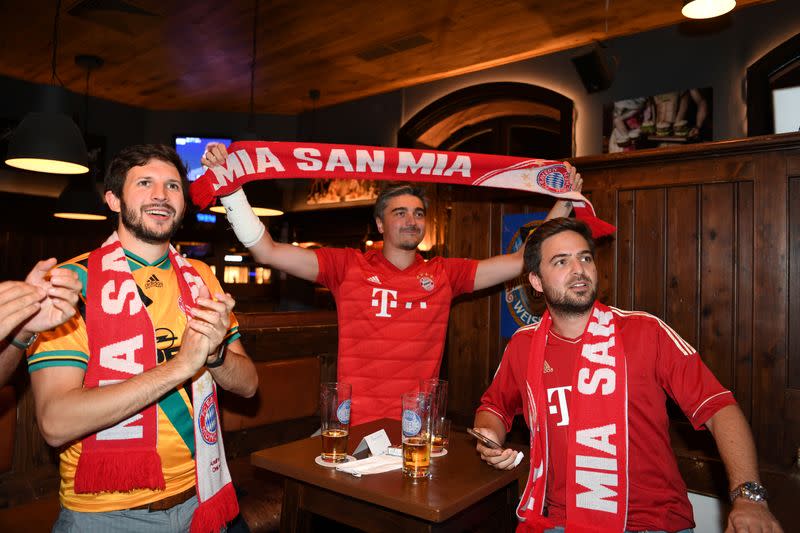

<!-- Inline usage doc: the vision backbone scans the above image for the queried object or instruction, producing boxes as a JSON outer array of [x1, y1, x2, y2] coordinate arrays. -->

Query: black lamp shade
[[5, 112, 89, 174], [54, 175, 107, 220]]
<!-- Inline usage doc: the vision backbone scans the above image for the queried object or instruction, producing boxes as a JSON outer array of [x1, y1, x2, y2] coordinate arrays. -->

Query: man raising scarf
[[200, 143, 584, 426], [28, 144, 258, 533], [474, 218, 781, 533]]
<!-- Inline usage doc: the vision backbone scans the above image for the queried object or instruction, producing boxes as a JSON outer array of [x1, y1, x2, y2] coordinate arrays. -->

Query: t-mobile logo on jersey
[[370, 288, 428, 317], [547, 386, 572, 427]]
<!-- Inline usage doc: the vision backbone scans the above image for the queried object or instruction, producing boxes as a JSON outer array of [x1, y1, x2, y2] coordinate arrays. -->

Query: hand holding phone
[[467, 427, 503, 449]]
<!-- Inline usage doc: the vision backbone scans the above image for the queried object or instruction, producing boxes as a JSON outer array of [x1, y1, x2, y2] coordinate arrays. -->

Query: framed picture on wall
[[602, 87, 713, 153]]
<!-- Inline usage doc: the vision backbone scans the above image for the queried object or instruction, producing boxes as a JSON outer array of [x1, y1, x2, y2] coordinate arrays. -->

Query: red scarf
[[79, 233, 238, 532], [190, 141, 615, 238], [518, 302, 628, 533]]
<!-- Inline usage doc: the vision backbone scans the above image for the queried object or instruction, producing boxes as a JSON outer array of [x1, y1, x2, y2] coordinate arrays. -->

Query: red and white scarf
[[518, 302, 628, 533], [78, 233, 238, 533], [190, 141, 616, 238]]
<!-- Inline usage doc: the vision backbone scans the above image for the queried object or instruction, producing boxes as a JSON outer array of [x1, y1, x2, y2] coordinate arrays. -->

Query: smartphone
[[467, 427, 503, 449]]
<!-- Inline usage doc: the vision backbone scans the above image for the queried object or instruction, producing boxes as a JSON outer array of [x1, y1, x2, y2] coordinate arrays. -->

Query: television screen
[[174, 136, 232, 181]]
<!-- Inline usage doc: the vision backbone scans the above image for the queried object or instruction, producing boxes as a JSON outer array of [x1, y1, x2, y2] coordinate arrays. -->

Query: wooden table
[[251, 418, 525, 532]]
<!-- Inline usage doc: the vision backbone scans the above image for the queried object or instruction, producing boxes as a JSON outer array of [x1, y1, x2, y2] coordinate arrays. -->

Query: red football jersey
[[478, 307, 737, 531], [316, 248, 477, 425]]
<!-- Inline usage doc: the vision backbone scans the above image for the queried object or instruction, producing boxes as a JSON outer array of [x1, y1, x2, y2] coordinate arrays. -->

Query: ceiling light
[[53, 175, 107, 220], [6, 112, 89, 174], [681, 0, 736, 19], [209, 205, 283, 217], [5, 0, 88, 174]]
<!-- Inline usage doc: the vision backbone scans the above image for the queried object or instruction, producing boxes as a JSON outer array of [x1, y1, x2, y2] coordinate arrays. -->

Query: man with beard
[[203, 140, 580, 424], [29, 144, 258, 532], [474, 218, 781, 533]]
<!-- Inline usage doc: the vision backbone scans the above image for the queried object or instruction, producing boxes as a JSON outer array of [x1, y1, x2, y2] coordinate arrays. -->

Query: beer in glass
[[401, 391, 432, 479], [420, 378, 448, 453], [320, 382, 351, 463]]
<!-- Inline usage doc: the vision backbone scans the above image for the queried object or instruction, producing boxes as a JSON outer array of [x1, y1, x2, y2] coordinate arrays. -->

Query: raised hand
[[200, 142, 229, 168], [0, 281, 44, 340], [185, 286, 236, 358], [20, 259, 81, 337]]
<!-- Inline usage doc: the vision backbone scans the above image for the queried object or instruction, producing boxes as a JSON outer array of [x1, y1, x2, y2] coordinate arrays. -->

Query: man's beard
[[542, 278, 597, 317], [120, 198, 182, 244]]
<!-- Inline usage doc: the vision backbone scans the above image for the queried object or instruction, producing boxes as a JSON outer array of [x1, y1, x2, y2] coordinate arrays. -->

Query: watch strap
[[8, 332, 38, 350], [207, 342, 227, 368]]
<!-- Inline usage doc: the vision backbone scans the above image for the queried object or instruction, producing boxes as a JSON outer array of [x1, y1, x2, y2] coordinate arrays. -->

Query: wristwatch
[[206, 343, 227, 368], [8, 332, 38, 350], [729, 481, 768, 503]]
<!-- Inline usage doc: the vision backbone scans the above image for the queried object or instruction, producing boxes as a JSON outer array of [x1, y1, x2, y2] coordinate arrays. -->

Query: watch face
[[743, 482, 768, 499]]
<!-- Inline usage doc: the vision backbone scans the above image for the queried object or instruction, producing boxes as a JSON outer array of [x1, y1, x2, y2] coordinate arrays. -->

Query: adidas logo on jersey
[[145, 274, 163, 289], [543, 360, 553, 373], [366, 275, 381, 284]]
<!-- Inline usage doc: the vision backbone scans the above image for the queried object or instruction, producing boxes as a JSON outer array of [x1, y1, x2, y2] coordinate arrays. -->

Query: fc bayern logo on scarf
[[198, 394, 218, 445], [536, 165, 571, 193]]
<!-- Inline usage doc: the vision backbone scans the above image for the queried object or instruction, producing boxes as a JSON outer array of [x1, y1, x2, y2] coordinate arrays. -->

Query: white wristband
[[219, 189, 266, 248]]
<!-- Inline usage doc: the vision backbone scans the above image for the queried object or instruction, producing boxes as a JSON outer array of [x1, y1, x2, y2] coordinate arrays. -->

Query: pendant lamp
[[5, 0, 89, 174], [682, 0, 736, 19]]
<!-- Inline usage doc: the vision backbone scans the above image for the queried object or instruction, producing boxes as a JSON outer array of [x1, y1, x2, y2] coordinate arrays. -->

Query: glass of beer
[[401, 391, 433, 480], [420, 378, 448, 453], [320, 382, 351, 463]]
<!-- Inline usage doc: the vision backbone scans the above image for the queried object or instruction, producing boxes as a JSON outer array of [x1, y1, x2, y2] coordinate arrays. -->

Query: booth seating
[[221, 356, 321, 533]]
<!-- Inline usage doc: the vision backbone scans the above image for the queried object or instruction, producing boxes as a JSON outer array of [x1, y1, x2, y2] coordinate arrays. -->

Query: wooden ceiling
[[0, 0, 771, 115]]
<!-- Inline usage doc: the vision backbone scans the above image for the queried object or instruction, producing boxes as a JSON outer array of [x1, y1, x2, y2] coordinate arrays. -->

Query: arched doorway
[[398, 82, 574, 158]]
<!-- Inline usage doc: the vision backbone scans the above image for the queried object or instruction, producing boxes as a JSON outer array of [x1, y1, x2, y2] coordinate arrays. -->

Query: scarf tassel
[[190, 482, 239, 533], [74, 450, 165, 493]]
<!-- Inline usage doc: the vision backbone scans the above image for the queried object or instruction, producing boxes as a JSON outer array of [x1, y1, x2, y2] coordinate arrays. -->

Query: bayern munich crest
[[536, 165, 571, 193], [337, 399, 351, 424], [417, 274, 435, 292], [198, 393, 218, 445], [402, 409, 422, 437]]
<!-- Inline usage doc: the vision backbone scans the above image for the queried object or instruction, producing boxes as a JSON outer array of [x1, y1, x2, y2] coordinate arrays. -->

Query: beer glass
[[432, 417, 451, 454], [401, 391, 432, 479], [320, 382, 351, 463], [420, 378, 448, 453]]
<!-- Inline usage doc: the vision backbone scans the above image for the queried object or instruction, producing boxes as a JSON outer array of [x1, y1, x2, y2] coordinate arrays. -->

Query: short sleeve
[[442, 258, 478, 297], [314, 247, 353, 291], [476, 337, 525, 432], [655, 321, 737, 429], [28, 315, 89, 373]]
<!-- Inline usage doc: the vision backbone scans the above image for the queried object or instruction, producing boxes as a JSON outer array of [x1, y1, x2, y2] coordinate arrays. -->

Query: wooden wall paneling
[[752, 151, 788, 465], [665, 186, 699, 348], [698, 183, 736, 390], [446, 190, 495, 426], [579, 180, 616, 306], [788, 176, 800, 391], [735, 181, 754, 421], [632, 188, 666, 318], [615, 190, 635, 309]]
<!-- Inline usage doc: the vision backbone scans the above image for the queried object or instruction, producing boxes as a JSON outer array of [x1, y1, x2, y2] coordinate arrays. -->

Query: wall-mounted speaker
[[571, 46, 615, 93]]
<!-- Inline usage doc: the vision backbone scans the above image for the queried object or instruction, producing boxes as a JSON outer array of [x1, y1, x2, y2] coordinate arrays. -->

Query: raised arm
[[202, 143, 319, 282], [472, 165, 582, 291], [0, 259, 81, 386]]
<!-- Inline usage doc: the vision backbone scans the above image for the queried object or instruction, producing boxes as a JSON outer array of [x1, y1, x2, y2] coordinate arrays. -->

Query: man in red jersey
[[474, 217, 781, 533], [202, 143, 579, 425]]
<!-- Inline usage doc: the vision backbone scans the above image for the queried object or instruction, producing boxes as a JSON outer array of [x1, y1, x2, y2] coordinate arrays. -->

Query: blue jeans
[[51, 496, 226, 533]]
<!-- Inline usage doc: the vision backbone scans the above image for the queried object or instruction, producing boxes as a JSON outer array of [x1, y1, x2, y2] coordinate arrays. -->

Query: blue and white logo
[[337, 399, 351, 424], [402, 409, 422, 437]]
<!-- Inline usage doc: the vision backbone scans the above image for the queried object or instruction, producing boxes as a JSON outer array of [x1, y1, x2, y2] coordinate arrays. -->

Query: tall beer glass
[[320, 382, 351, 463], [401, 391, 432, 479], [420, 378, 448, 453]]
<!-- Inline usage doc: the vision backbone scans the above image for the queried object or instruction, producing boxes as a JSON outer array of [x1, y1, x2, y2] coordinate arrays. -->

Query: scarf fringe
[[516, 516, 554, 533], [74, 450, 165, 493], [190, 482, 239, 533]]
